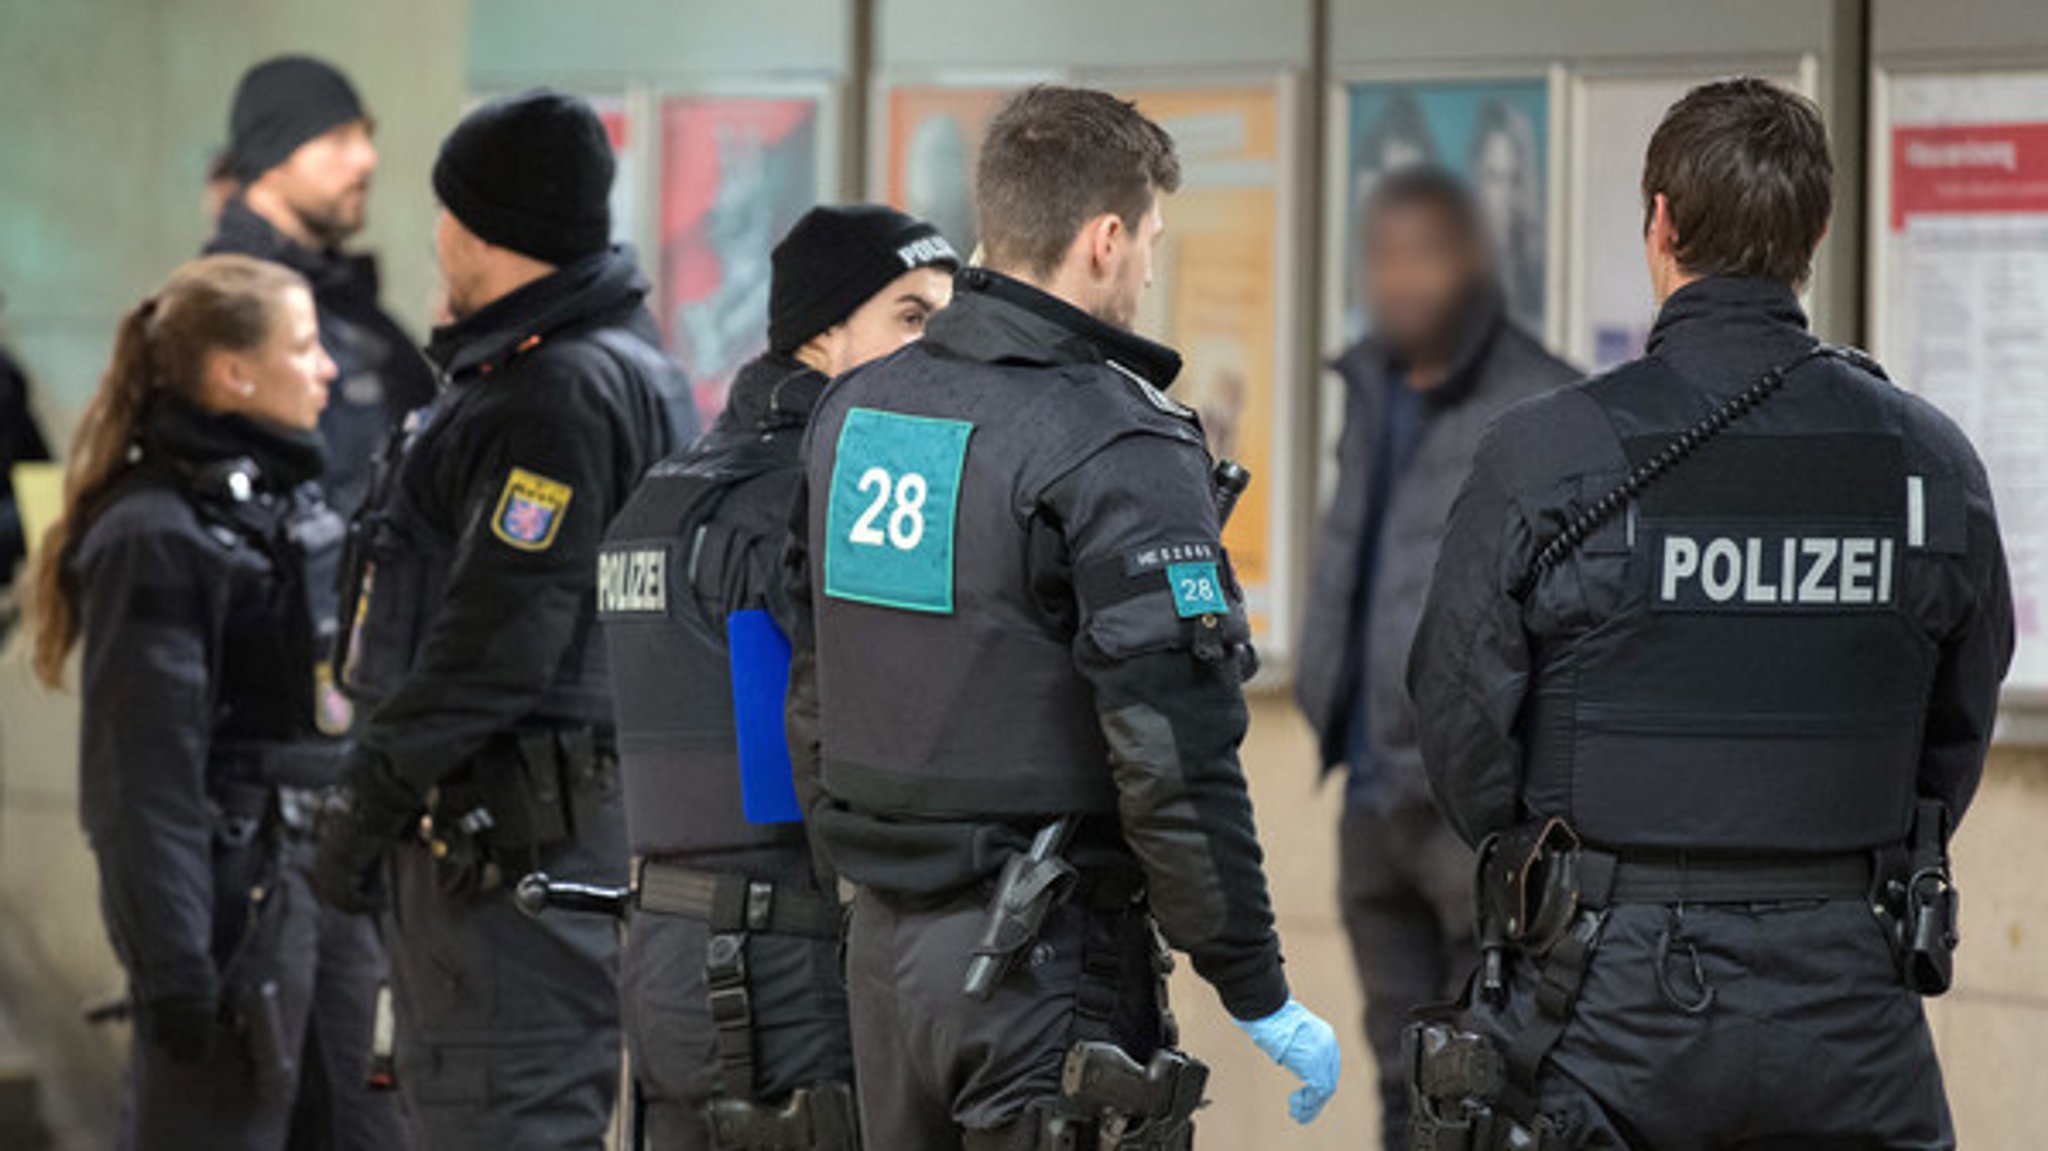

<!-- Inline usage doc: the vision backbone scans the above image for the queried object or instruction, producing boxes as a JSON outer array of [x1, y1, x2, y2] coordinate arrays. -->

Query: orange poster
[[1128, 87, 1283, 639], [882, 87, 1010, 256]]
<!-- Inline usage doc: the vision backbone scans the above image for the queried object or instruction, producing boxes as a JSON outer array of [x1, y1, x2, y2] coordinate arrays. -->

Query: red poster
[[1891, 122, 2048, 229], [659, 97, 820, 422]]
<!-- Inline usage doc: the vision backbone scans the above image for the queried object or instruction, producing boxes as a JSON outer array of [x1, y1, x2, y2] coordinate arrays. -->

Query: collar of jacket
[[141, 395, 327, 492], [205, 197, 380, 301], [1331, 285, 1506, 410], [1646, 275, 1808, 358], [425, 245, 651, 382], [924, 267, 1184, 390], [718, 352, 827, 434]]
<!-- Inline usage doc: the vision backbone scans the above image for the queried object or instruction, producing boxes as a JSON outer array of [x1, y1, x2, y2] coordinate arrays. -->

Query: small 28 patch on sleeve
[[491, 467, 574, 552], [1166, 561, 1228, 618]]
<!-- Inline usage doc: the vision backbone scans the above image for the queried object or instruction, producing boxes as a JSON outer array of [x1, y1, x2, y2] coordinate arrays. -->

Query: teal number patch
[[1167, 561, 1228, 618], [824, 408, 974, 614]]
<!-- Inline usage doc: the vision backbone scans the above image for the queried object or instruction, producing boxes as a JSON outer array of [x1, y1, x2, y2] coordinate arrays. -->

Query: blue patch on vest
[[1166, 561, 1227, 618], [824, 408, 974, 614], [727, 610, 802, 824]]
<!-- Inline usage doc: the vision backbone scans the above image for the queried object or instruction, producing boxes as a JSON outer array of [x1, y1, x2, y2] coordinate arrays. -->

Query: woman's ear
[[199, 346, 255, 410]]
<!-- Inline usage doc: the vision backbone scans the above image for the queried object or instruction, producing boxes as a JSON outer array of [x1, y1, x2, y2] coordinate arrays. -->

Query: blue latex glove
[[1233, 997, 1341, 1123]]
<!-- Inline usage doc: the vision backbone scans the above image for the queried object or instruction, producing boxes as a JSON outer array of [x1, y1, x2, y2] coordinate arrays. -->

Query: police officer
[[785, 86, 1341, 1149], [309, 91, 683, 1149], [24, 254, 409, 1149], [1408, 78, 2014, 1148], [205, 55, 438, 516], [596, 204, 957, 1150]]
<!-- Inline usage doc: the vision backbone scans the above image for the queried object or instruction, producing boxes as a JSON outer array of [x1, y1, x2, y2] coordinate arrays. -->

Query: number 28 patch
[[492, 467, 573, 552], [824, 408, 974, 614], [1167, 561, 1229, 618]]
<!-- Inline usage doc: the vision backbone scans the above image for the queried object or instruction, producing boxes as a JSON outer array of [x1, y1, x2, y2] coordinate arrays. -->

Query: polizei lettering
[[1656, 530, 1896, 611], [597, 547, 669, 616]]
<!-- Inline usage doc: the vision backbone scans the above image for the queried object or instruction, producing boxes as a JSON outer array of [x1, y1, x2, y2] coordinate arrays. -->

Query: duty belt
[[1603, 849, 1873, 905], [634, 858, 842, 938]]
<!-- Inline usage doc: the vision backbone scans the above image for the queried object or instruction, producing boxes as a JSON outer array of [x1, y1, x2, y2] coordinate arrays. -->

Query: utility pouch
[[1893, 799, 1959, 996], [237, 977, 295, 1101], [1474, 818, 1581, 1000]]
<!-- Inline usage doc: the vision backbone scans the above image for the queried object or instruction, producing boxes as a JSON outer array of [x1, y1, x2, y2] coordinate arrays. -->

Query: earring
[[237, 380, 256, 396]]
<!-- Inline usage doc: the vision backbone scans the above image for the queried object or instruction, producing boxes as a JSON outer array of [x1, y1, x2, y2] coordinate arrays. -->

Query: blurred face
[[1096, 199, 1164, 330], [255, 119, 378, 247], [1366, 199, 1482, 366], [225, 286, 335, 430], [811, 266, 955, 378]]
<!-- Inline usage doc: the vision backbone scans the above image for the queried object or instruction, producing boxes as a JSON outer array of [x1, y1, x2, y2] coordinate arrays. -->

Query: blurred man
[[1409, 78, 2011, 1148], [311, 91, 681, 1150], [0, 341, 49, 621], [1295, 166, 1574, 1150], [206, 55, 436, 515], [597, 204, 956, 1150]]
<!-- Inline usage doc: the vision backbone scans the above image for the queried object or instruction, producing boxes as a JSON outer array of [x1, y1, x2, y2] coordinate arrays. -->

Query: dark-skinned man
[[1294, 166, 1574, 1150], [785, 86, 1341, 1150], [596, 204, 957, 1150], [1408, 78, 2012, 1149], [311, 91, 683, 1150], [205, 55, 437, 517]]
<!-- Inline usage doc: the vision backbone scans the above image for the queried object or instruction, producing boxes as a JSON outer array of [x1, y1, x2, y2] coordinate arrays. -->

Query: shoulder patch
[[492, 467, 573, 552]]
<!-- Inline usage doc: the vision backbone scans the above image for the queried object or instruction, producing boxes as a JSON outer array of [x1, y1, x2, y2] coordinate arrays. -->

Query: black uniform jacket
[[786, 269, 1290, 1020], [206, 199, 437, 516], [73, 400, 330, 1007], [348, 247, 676, 799], [1410, 277, 2014, 848]]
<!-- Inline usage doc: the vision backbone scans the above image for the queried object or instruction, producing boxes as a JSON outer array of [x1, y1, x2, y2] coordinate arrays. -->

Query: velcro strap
[[1607, 851, 1870, 904], [1075, 557, 1162, 612], [636, 860, 843, 937]]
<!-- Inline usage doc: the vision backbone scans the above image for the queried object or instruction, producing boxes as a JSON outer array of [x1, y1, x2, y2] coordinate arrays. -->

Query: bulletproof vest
[[1521, 353, 1937, 852], [804, 350, 1174, 821], [184, 459, 350, 789], [598, 416, 809, 858]]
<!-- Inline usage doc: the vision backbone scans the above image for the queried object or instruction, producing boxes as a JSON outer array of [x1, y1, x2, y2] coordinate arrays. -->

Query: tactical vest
[[1521, 353, 1938, 853], [804, 351, 1202, 821], [184, 459, 351, 789], [598, 420, 810, 859]]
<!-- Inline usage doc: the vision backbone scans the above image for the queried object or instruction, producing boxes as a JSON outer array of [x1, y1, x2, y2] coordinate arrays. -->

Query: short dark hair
[[1641, 77, 1832, 286], [1366, 164, 1485, 248], [976, 86, 1182, 279]]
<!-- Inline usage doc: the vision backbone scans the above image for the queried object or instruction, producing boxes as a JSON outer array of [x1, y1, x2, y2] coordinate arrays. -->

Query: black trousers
[[619, 908, 855, 1150], [385, 792, 626, 1151], [844, 884, 1165, 1150], [1471, 899, 1953, 1150], [120, 839, 410, 1151], [1339, 795, 1477, 1151]]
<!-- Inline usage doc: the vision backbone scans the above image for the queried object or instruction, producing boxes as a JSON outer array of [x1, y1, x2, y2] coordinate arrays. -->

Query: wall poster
[[659, 95, 822, 424], [880, 86, 1010, 257], [1125, 84, 1291, 648], [1878, 70, 2048, 700], [1338, 79, 1551, 345]]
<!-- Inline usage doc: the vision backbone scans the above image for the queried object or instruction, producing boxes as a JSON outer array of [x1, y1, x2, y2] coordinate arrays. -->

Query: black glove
[[310, 753, 421, 914], [140, 993, 219, 1063]]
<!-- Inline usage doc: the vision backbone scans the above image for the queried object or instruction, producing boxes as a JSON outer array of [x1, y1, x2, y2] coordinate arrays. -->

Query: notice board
[[1875, 70, 2048, 702]]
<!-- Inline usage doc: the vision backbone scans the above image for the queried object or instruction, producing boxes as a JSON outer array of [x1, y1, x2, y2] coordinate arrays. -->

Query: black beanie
[[769, 205, 961, 354], [227, 56, 366, 181], [433, 90, 614, 267]]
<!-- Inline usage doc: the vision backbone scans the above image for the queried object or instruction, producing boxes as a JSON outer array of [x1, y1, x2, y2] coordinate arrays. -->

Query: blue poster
[[1342, 80, 1551, 342]]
